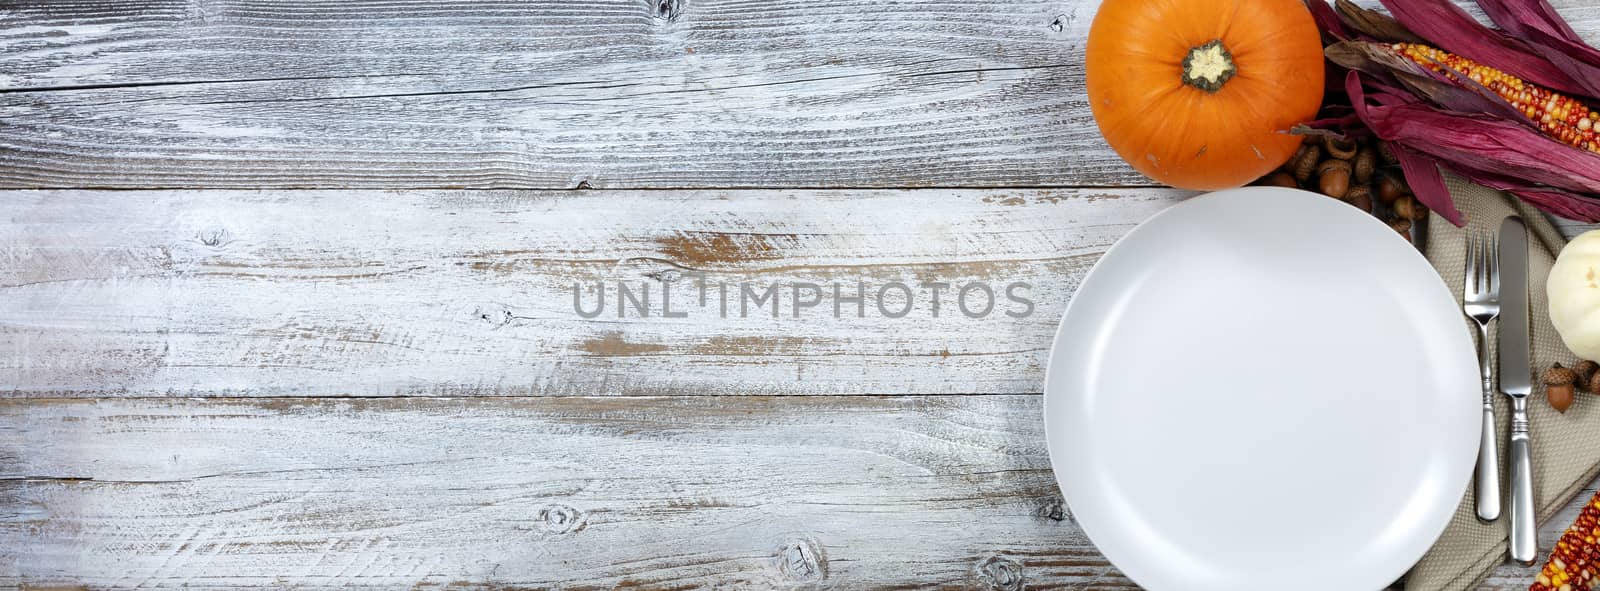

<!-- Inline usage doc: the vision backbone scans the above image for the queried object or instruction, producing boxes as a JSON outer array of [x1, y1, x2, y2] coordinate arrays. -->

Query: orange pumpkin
[[1086, 0, 1326, 190]]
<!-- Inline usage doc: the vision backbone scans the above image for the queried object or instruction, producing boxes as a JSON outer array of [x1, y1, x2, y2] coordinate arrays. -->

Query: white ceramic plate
[[1044, 187, 1479, 591]]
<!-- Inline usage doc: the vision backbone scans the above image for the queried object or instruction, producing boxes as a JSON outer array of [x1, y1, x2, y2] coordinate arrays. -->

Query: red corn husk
[[1476, 0, 1600, 90], [1339, 72, 1460, 223], [1376, 0, 1588, 95], [1464, 172, 1600, 222], [1476, 0, 1584, 45], [1507, 188, 1600, 222], [1360, 104, 1600, 221], [1392, 143, 1461, 224], [1303, 0, 1600, 223], [1333, 0, 1423, 44], [1306, 0, 1350, 43], [1351, 99, 1600, 197], [1326, 40, 1538, 132]]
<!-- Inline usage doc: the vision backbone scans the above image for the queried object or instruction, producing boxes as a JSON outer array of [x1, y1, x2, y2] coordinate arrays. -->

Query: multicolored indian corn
[[1530, 492, 1600, 591], [1392, 42, 1600, 154], [1303, 0, 1600, 223]]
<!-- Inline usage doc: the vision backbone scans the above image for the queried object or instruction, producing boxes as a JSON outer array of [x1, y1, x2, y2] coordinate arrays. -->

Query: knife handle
[[1476, 393, 1501, 522], [1509, 397, 1537, 566]]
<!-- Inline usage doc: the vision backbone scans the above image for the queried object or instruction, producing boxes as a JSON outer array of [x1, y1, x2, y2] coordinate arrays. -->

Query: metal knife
[[1497, 216, 1537, 566]]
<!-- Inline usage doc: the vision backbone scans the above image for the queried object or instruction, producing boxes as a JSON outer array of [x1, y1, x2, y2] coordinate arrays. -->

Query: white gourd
[[1548, 230, 1600, 361]]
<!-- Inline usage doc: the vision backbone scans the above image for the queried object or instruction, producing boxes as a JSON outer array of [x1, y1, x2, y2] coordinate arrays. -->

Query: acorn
[[1353, 148, 1378, 184], [1547, 363, 1578, 413], [1317, 159, 1352, 199], [1546, 363, 1578, 386], [1345, 185, 1373, 213], [1292, 144, 1322, 183], [1393, 196, 1426, 222], [1576, 360, 1599, 391], [1389, 218, 1412, 237], [1257, 170, 1298, 188], [1377, 140, 1398, 165], [1376, 171, 1409, 204], [1323, 136, 1358, 160], [1550, 383, 1577, 413]]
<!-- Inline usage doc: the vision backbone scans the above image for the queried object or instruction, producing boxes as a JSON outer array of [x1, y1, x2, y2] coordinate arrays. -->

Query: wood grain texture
[[11, 2, 1600, 586], [0, 395, 1115, 590], [0, 0, 1123, 188], [0, 395, 1590, 590], [5, 0, 1598, 190], [0, 187, 1186, 397]]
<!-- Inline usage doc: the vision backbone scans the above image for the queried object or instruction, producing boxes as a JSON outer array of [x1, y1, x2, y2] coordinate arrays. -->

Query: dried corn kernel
[[1532, 494, 1600, 591], [1392, 43, 1600, 156]]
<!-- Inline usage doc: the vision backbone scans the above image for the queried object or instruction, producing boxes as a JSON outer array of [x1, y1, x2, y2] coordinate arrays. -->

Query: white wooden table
[[3, 1, 1599, 588]]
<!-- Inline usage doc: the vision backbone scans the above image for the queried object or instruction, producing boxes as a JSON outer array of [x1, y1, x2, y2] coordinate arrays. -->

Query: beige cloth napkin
[[1405, 174, 1600, 590]]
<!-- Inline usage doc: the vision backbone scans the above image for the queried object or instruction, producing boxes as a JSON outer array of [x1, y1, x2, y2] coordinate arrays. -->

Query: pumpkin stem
[[1182, 39, 1236, 93]]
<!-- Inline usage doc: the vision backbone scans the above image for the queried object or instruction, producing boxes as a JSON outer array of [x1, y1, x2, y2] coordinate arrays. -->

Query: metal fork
[[1463, 232, 1502, 523]]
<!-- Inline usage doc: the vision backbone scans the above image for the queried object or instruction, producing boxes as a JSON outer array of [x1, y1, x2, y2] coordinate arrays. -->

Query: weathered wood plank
[[0, 0, 1124, 188], [4, 0, 1594, 193], [0, 395, 1127, 590], [0, 187, 1186, 397], [2, 0, 1589, 190], [0, 394, 1590, 590]]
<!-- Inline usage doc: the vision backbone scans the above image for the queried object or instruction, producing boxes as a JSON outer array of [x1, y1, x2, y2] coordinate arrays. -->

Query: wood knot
[[195, 228, 232, 248], [647, 269, 682, 283], [1048, 9, 1076, 33], [1036, 495, 1068, 522], [773, 537, 826, 583], [976, 555, 1024, 591], [653, 0, 681, 22], [187, 0, 222, 25], [533, 504, 584, 535], [471, 305, 514, 328]]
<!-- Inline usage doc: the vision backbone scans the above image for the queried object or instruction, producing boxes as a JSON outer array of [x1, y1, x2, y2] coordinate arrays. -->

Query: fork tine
[[1482, 234, 1492, 294], [1464, 232, 1478, 295], [1474, 233, 1486, 295], [1480, 234, 1491, 294], [1489, 231, 1501, 297]]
